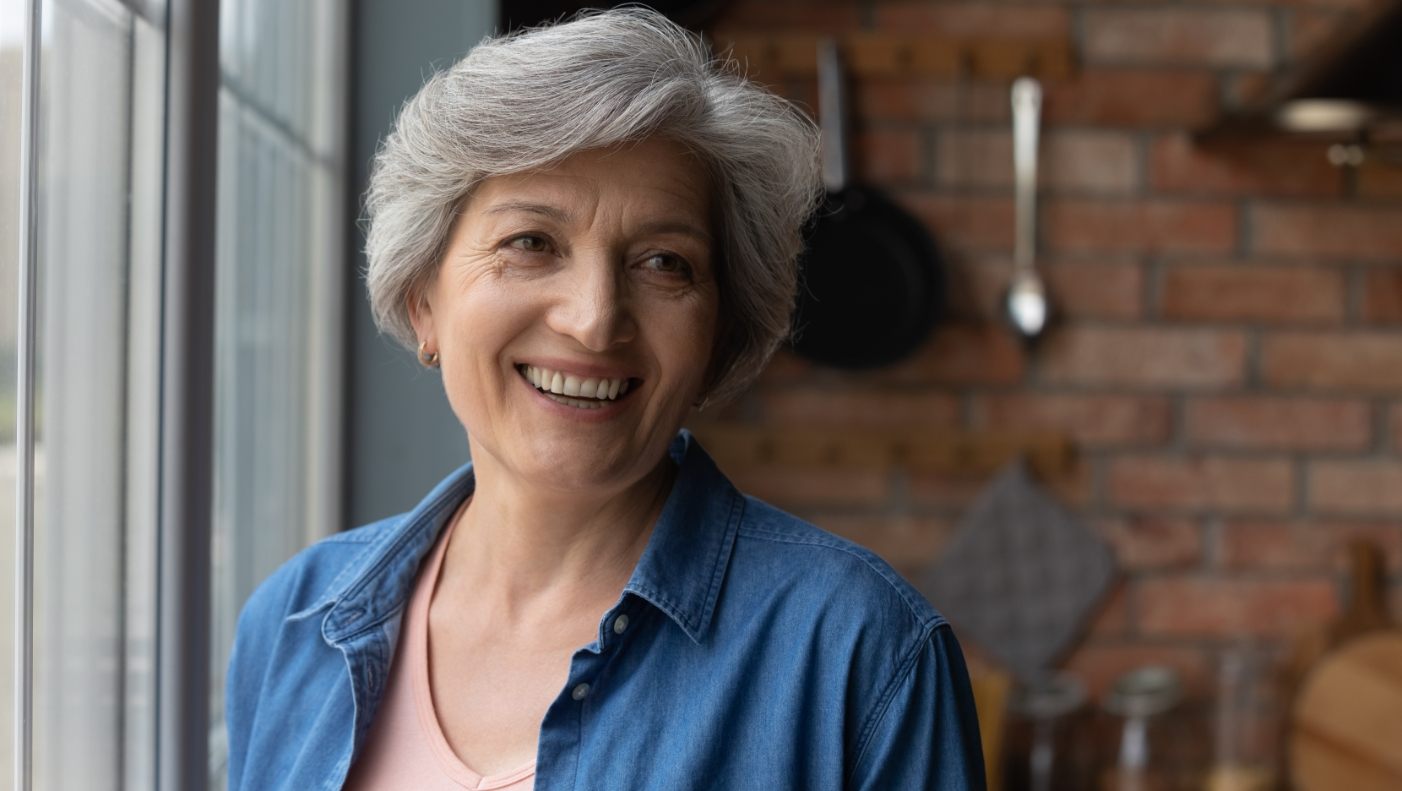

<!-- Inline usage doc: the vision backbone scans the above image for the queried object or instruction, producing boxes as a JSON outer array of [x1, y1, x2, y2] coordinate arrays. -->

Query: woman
[[226, 9, 983, 790]]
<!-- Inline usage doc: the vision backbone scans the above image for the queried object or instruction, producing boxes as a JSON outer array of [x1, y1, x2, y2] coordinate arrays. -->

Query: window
[[5, 0, 347, 788], [208, 0, 347, 785]]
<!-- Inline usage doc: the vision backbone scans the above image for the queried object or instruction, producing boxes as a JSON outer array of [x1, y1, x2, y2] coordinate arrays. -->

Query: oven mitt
[[917, 457, 1116, 681]]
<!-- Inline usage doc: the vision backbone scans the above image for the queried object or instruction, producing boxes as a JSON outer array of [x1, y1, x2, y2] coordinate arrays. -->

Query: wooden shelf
[[691, 425, 1076, 478], [716, 33, 1075, 81]]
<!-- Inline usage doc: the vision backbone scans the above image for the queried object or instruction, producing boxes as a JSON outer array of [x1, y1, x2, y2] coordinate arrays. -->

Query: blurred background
[[4, 0, 1402, 789]]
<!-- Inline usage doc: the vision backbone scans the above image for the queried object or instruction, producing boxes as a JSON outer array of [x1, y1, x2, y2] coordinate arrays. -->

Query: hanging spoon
[[1004, 77, 1050, 344]]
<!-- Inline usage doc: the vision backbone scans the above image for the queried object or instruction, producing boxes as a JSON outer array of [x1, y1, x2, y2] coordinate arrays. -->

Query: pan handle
[[818, 39, 848, 193], [1011, 77, 1042, 277]]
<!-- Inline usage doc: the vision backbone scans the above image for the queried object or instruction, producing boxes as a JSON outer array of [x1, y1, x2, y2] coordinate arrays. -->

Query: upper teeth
[[521, 365, 630, 400]]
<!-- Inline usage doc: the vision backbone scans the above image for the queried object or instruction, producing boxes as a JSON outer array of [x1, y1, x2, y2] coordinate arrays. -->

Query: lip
[[514, 363, 641, 421]]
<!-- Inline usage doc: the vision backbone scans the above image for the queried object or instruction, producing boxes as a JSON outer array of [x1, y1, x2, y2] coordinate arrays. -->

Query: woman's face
[[411, 137, 719, 494]]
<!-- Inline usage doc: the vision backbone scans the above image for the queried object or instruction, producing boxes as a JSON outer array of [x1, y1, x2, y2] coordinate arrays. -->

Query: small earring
[[417, 340, 440, 368]]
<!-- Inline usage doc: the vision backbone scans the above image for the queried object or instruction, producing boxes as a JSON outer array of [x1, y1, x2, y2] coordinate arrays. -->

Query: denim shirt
[[226, 431, 984, 790]]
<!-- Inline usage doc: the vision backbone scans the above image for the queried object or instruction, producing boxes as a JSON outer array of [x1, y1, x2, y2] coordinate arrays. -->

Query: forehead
[[466, 138, 713, 222]]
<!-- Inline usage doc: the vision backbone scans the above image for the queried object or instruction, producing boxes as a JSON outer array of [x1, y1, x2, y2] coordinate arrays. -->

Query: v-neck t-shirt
[[344, 513, 536, 791]]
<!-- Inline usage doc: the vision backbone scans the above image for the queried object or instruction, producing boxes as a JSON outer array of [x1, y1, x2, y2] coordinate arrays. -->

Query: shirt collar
[[306, 430, 742, 646]]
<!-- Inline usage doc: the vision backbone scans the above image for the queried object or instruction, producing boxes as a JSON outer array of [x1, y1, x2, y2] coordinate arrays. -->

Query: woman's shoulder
[[730, 494, 946, 638], [237, 513, 407, 629]]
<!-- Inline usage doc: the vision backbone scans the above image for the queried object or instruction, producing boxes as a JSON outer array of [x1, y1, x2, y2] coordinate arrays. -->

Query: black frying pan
[[500, 0, 732, 30], [791, 40, 944, 370]]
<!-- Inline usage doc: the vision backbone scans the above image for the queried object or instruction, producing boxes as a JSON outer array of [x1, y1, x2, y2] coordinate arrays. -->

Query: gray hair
[[364, 7, 821, 405]]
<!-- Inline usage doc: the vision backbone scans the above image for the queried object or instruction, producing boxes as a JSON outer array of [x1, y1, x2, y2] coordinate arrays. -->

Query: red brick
[[1086, 584, 1132, 639], [900, 193, 1014, 253], [970, 393, 1173, 447], [1094, 515, 1204, 569], [874, 2, 1070, 37], [1107, 455, 1295, 514], [909, 460, 1094, 510], [1083, 9, 1275, 68], [1044, 199, 1238, 255], [1219, 520, 1402, 573], [856, 128, 922, 185], [758, 388, 962, 428], [855, 78, 1010, 124], [1040, 327, 1248, 389], [1361, 268, 1402, 323], [815, 513, 954, 576], [1151, 135, 1343, 198], [1252, 205, 1402, 261], [936, 130, 1140, 194], [1065, 643, 1213, 699], [1138, 576, 1338, 638], [755, 349, 813, 386], [1222, 71, 1273, 113], [1357, 161, 1402, 201], [1160, 264, 1346, 323], [1287, 9, 1357, 61], [1310, 460, 1402, 516], [947, 256, 1145, 323], [1185, 396, 1371, 451], [880, 324, 1027, 385], [1389, 402, 1402, 451], [1044, 260, 1147, 320], [709, 1, 860, 33], [722, 465, 889, 510], [1261, 331, 1402, 392], [1043, 70, 1219, 128]]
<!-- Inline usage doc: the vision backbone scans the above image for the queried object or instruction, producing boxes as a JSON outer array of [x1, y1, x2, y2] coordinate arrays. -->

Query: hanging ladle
[[1004, 77, 1050, 344]]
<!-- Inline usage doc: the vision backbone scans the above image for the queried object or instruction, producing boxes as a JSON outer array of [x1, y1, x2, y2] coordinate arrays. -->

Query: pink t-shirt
[[344, 516, 536, 790]]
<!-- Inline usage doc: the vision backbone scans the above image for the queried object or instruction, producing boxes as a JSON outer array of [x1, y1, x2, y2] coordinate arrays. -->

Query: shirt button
[[612, 614, 629, 634], [571, 683, 591, 701]]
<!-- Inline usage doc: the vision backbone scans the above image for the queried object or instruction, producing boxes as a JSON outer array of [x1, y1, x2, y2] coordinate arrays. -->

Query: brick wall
[[698, 0, 1402, 706]]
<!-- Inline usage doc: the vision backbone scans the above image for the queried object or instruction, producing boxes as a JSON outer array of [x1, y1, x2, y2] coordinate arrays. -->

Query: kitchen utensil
[[1011, 673, 1088, 791], [1003, 77, 1051, 345], [917, 457, 1115, 681], [1288, 541, 1402, 791], [790, 40, 944, 369], [1098, 666, 1185, 791], [1206, 642, 1277, 791]]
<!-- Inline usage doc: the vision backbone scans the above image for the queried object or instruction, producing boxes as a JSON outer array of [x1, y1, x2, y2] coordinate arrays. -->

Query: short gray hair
[[364, 7, 821, 405]]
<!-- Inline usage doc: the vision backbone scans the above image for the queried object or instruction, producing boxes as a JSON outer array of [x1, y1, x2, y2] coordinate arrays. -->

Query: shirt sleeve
[[848, 623, 986, 791]]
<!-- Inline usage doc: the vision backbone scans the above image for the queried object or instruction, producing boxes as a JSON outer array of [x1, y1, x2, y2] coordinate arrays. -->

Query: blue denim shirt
[[226, 431, 984, 790]]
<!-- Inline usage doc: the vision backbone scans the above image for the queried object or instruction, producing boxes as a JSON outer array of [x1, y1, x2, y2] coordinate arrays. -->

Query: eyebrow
[[480, 201, 712, 245], [481, 201, 574, 225]]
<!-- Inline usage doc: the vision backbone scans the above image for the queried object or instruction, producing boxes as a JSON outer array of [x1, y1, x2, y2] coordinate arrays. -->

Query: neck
[[440, 446, 676, 626]]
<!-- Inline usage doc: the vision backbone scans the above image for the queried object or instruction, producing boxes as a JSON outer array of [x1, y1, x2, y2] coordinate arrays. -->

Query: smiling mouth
[[517, 364, 640, 410]]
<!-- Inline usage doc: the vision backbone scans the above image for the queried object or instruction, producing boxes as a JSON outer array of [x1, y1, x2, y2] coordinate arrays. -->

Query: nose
[[546, 255, 636, 351]]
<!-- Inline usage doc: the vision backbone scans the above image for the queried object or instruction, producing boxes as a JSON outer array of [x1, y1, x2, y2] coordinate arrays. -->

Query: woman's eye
[[642, 253, 693, 278], [507, 234, 550, 253]]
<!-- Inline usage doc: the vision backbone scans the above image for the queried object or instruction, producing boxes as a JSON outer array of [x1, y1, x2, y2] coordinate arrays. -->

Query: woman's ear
[[406, 286, 435, 344]]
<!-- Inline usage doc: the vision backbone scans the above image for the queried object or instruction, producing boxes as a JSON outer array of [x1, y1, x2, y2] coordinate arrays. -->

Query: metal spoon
[[1004, 77, 1050, 344]]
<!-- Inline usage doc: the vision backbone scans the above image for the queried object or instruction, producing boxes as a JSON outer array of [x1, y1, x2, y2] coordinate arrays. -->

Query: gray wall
[[346, 0, 495, 525]]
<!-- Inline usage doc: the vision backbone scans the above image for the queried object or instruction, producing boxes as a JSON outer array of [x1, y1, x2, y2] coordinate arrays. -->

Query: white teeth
[[520, 365, 632, 403], [544, 392, 605, 409]]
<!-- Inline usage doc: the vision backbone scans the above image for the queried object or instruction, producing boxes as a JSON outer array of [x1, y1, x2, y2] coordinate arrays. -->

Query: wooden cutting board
[[1288, 541, 1402, 791]]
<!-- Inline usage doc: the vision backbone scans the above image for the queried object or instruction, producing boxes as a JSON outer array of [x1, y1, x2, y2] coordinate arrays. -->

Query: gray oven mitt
[[917, 457, 1116, 681]]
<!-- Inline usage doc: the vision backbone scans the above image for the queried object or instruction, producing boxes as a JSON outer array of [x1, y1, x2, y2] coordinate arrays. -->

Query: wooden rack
[[716, 34, 1075, 81], [691, 425, 1076, 478]]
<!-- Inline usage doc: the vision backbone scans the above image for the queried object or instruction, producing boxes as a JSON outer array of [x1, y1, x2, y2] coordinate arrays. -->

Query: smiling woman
[[224, 9, 984, 791]]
